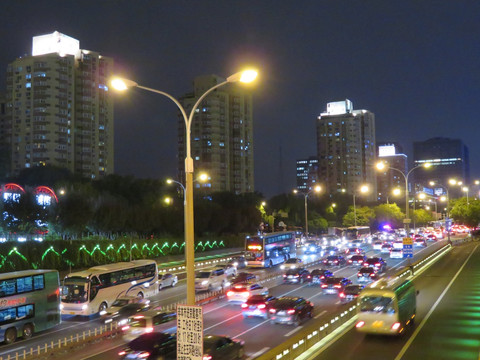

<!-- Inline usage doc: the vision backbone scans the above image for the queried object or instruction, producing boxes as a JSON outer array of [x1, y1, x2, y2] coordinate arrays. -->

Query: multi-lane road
[[0, 235, 475, 360]]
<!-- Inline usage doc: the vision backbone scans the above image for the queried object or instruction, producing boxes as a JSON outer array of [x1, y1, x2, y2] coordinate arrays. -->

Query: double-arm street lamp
[[429, 180, 451, 242], [112, 70, 258, 305], [293, 185, 322, 238], [376, 161, 431, 233], [166, 173, 209, 204], [353, 185, 369, 227]]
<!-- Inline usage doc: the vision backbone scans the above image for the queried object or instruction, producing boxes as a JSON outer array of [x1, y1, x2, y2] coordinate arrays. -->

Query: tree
[[342, 206, 375, 227], [412, 209, 434, 226], [450, 198, 480, 227], [373, 204, 404, 229]]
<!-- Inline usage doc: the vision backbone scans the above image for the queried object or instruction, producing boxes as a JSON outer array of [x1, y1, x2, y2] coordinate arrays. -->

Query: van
[[194, 269, 228, 292]]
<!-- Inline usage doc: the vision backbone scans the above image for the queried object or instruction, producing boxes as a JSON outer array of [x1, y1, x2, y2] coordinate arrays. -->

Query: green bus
[[0, 269, 61, 344], [355, 277, 417, 335]]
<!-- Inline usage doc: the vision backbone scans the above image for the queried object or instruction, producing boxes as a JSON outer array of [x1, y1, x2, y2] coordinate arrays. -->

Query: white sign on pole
[[177, 304, 203, 360]]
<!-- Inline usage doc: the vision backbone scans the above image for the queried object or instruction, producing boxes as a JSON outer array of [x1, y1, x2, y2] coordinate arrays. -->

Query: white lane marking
[[284, 326, 303, 337], [314, 310, 327, 319], [233, 318, 270, 338], [6, 346, 25, 352], [204, 313, 242, 331], [394, 244, 479, 360], [247, 347, 270, 360]]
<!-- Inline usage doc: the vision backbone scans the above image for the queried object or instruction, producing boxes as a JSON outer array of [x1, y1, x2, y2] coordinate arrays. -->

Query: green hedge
[[0, 234, 245, 273]]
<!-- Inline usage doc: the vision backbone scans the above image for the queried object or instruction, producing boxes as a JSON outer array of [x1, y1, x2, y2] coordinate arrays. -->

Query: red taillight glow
[[283, 274, 287, 277], [334, 284, 341, 288], [339, 292, 345, 298], [287, 309, 295, 314], [241, 291, 250, 297], [334, 260, 338, 263], [241, 303, 248, 308], [203, 355, 213, 360], [227, 291, 234, 296], [133, 315, 144, 319], [391, 322, 401, 330], [356, 321, 365, 328], [138, 352, 150, 359], [257, 304, 266, 309], [269, 309, 276, 313], [121, 325, 130, 331], [321, 284, 328, 288], [307, 275, 311, 278], [375, 263, 381, 267], [321, 276, 325, 279], [118, 351, 126, 356], [145, 327, 154, 333], [357, 273, 361, 277], [370, 273, 376, 277], [348, 260, 352, 263]]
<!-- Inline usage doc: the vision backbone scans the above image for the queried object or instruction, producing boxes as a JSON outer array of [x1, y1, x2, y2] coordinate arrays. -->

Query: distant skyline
[[1, 1, 479, 197]]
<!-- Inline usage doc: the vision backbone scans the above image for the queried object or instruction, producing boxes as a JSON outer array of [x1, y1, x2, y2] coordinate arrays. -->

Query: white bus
[[355, 278, 417, 335], [60, 260, 158, 316]]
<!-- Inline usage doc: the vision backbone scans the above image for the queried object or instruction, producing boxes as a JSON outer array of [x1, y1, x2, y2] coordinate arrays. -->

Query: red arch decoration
[[3, 183, 26, 193], [34, 186, 59, 203]]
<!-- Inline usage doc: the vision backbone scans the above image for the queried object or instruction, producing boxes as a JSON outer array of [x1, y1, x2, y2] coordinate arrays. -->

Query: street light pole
[[293, 185, 322, 238], [112, 70, 257, 305], [353, 193, 357, 227]]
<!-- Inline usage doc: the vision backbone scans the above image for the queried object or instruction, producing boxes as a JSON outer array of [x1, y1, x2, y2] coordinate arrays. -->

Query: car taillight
[[391, 322, 401, 330], [145, 327, 154, 333], [138, 352, 150, 359], [321, 276, 325, 279], [227, 291, 234, 296], [321, 284, 328, 288], [118, 351, 126, 356], [294, 275, 299, 278], [334, 260, 338, 263], [287, 309, 296, 314], [356, 321, 365, 328], [203, 355, 213, 360], [370, 273, 376, 277], [348, 260, 352, 263], [357, 273, 361, 277], [242, 291, 250, 297], [283, 274, 287, 277], [307, 275, 311, 278], [121, 325, 130, 331], [375, 263, 381, 267], [269, 309, 276, 313], [257, 304, 266, 309], [339, 292, 345, 298], [241, 303, 248, 308], [334, 284, 341, 288]]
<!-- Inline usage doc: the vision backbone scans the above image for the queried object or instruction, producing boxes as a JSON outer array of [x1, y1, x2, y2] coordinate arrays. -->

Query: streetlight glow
[[226, 69, 258, 83], [360, 185, 369, 193], [376, 162, 386, 170], [392, 188, 401, 196], [111, 77, 138, 91]]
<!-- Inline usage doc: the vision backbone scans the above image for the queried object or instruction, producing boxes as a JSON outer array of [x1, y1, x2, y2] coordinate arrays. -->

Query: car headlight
[[82, 304, 88, 310], [118, 319, 128, 326], [99, 310, 107, 316], [59, 304, 64, 310], [280, 265, 285, 269], [201, 280, 208, 285]]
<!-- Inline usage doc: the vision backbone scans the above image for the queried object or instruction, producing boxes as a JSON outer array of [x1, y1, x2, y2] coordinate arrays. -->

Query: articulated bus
[[245, 231, 296, 268], [0, 269, 60, 344], [355, 278, 417, 335], [60, 260, 158, 316]]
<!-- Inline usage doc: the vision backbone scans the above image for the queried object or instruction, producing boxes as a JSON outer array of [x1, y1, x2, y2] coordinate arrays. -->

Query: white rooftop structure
[[32, 31, 81, 58]]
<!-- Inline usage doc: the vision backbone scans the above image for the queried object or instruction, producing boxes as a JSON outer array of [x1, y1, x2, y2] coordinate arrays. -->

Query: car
[[323, 255, 347, 267], [158, 273, 178, 290], [373, 241, 383, 251], [280, 257, 303, 270], [104, 302, 150, 325], [303, 241, 321, 254], [392, 240, 404, 249], [308, 268, 334, 286], [323, 246, 339, 256], [426, 234, 437, 241], [215, 264, 237, 277], [119, 333, 245, 360], [339, 284, 365, 303], [100, 295, 147, 317], [122, 310, 177, 342], [227, 256, 248, 269], [194, 269, 228, 292], [283, 268, 311, 284], [381, 243, 392, 254], [226, 283, 268, 304], [390, 248, 403, 259], [321, 235, 341, 247], [241, 294, 276, 319], [231, 272, 257, 285], [348, 254, 367, 267], [345, 247, 365, 256], [414, 238, 427, 247], [351, 239, 364, 248], [320, 277, 352, 295], [357, 267, 378, 283], [363, 257, 387, 272], [268, 297, 314, 326]]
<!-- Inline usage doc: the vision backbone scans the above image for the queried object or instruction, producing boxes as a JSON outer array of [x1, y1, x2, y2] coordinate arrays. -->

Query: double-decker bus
[[346, 226, 371, 241], [0, 269, 60, 344], [245, 231, 296, 268], [355, 278, 417, 335], [60, 260, 158, 317]]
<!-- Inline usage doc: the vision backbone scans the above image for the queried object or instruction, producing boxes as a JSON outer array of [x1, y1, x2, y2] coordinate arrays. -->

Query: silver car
[[158, 273, 178, 290]]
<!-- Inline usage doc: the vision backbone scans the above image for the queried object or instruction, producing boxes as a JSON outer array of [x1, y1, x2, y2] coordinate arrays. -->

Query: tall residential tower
[[178, 75, 254, 194], [316, 99, 376, 200], [2, 31, 114, 179]]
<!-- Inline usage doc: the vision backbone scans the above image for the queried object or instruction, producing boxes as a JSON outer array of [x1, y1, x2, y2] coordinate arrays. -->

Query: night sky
[[1, 1, 479, 197]]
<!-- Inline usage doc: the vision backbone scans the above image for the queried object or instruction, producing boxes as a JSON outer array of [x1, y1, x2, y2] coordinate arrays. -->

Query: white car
[[194, 269, 228, 292], [101, 296, 148, 317], [390, 248, 403, 259], [215, 264, 237, 277], [280, 258, 303, 270], [226, 283, 269, 304], [392, 241, 404, 249], [158, 273, 178, 290], [373, 241, 383, 251]]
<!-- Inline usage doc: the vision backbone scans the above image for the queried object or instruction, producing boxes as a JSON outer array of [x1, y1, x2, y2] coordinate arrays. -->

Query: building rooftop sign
[[322, 99, 353, 116], [32, 31, 80, 58]]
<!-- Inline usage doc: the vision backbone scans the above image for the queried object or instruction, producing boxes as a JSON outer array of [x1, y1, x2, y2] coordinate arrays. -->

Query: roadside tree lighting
[[112, 69, 258, 305]]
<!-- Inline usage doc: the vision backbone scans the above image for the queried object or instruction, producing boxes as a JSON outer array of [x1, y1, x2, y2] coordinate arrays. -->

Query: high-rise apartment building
[[413, 137, 469, 187], [296, 157, 319, 191], [2, 31, 114, 179], [376, 143, 408, 202], [316, 99, 376, 201], [178, 75, 254, 194]]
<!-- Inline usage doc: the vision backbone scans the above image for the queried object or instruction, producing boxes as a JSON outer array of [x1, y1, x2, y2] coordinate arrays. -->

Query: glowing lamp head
[[314, 185, 322, 193], [423, 163, 432, 168], [198, 173, 209, 182], [360, 185, 369, 193], [111, 77, 138, 91], [376, 162, 386, 170], [227, 69, 258, 83]]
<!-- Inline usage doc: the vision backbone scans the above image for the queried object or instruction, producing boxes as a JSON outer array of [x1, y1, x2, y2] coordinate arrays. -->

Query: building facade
[[413, 137, 469, 188], [296, 157, 319, 191], [376, 143, 408, 203], [316, 99, 376, 201], [2, 31, 114, 179], [178, 75, 254, 194]]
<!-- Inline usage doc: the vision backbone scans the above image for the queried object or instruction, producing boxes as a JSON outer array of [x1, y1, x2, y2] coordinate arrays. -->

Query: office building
[[2, 31, 114, 179], [296, 157, 319, 191], [178, 75, 254, 194], [316, 99, 376, 201], [413, 137, 469, 189], [376, 143, 408, 203]]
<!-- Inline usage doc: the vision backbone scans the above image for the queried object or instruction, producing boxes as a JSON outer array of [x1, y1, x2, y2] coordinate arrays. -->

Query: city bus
[[0, 269, 60, 344], [355, 278, 417, 335], [346, 226, 371, 241], [245, 231, 296, 268], [60, 260, 158, 317]]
